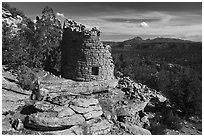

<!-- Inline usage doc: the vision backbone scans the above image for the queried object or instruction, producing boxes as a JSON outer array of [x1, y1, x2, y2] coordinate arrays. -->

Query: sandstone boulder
[[116, 101, 149, 117], [2, 115, 13, 132], [71, 97, 99, 107], [89, 119, 113, 135], [69, 104, 102, 114], [53, 105, 64, 112], [58, 107, 75, 117], [47, 95, 72, 106], [156, 94, 167, 102], [39, 79, 118, 98], [34, 101, 54, 112], [83, 110, 103, 120], [45, 125, 84, 135], [26, 113, 85, 128]]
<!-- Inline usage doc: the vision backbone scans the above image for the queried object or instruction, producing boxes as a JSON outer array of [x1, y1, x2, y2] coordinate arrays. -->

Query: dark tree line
[[113, 51, 202, 117]]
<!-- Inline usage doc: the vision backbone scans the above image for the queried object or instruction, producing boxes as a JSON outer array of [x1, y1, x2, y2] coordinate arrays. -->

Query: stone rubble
[[117, 76, 166, 102], [71, 97, 99, 107]]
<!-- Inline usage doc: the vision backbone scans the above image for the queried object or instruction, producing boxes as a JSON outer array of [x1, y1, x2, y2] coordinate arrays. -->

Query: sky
[[7, 2, 202, 42]]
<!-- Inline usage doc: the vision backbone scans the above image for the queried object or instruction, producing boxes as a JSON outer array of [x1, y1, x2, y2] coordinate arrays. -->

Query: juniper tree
[[34, 6, 62, 72]]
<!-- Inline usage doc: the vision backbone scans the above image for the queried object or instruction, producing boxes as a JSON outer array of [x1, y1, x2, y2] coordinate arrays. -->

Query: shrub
[[162, 108, 182, 130], [16, 65, 43, 101], [16, 65, 39, 91], [112, 48, 202, 116], [2, 5, 62, 74]]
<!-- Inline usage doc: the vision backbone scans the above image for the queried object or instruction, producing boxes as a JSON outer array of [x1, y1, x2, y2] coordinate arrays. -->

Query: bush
[[149, 122, 167, 135], [112, 48, 202, 116], [16, 65, 39, 91], [162, 108, 182, 130], [16, 65, 43, 101], [2, 5, 62, 74]]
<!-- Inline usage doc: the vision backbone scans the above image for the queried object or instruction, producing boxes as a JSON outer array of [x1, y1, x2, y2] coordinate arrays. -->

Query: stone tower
[[61, 19, 115, 81]]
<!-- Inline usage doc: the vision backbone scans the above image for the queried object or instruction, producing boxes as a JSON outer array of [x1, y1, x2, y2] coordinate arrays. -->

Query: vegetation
[[111, 44, 202, 133], [2, 3, 62, 74], [112, 46, 202, 117], [16, 65, 38, 90]]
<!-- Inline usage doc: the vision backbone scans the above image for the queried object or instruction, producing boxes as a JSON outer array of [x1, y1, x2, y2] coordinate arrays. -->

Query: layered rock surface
[[39, 76, 118, 99], [2, 67, 31, 113], [2, 66, 168, 135], [24, 96, 113, 135]]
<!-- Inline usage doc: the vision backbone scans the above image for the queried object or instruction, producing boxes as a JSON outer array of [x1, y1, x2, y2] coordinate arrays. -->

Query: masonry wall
[[61, 20, 115, 81]]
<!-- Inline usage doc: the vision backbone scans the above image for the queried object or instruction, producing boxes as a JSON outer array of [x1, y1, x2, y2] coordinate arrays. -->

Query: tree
[[34, 6, 62, 72], [2, 5, 62, 74], [2, 21, 14, 64], [2, 3, 35, 68]]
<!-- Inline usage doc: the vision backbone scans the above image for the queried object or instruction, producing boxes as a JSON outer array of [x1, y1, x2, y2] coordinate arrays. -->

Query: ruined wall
[[61, 19, 115, 81]]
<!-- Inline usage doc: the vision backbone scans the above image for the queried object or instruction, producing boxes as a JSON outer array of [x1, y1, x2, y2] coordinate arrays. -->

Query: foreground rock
[[88, 119, 113, 135], [39, 78, 118, 99], [2, 66, 31, 113], [27, 113, 85, 128], [24, 96, 113, 134], [2, 67, 167, 135], [44, 125, 84, 135]]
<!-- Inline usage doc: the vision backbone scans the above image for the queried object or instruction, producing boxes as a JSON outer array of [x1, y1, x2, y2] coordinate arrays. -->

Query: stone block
[[53, 105, 64, 112], [71, 98, 99, 107], [69, 104, 102, 114], [58, 107, 75, 117], [116, 101, 149, 116], [83, 110, 103, 120], [44, 125, 84, 135], [27, 113, 85, 127], [34, 101, 54, 112], [89, 119, 112, 135]]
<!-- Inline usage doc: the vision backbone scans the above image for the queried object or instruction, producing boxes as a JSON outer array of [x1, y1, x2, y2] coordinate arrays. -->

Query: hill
[[122, 37, 193, 45], [103, 37, 201, 50]]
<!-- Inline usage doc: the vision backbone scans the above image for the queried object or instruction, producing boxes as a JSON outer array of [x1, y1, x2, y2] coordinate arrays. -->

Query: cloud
[[167, 14, 202, 26], [103, 17, 160, 23], [56, 12, 65, 18], [68, 10, 201, 42], [139, 22, 149, 28]]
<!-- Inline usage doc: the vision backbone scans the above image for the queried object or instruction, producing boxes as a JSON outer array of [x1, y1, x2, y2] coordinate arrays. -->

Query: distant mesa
[[123, 36, 193, 45]]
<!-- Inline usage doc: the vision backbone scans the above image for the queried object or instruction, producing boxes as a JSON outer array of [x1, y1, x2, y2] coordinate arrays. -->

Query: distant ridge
[[103, 36, 201, 50], [122, 37, 193, 45]]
